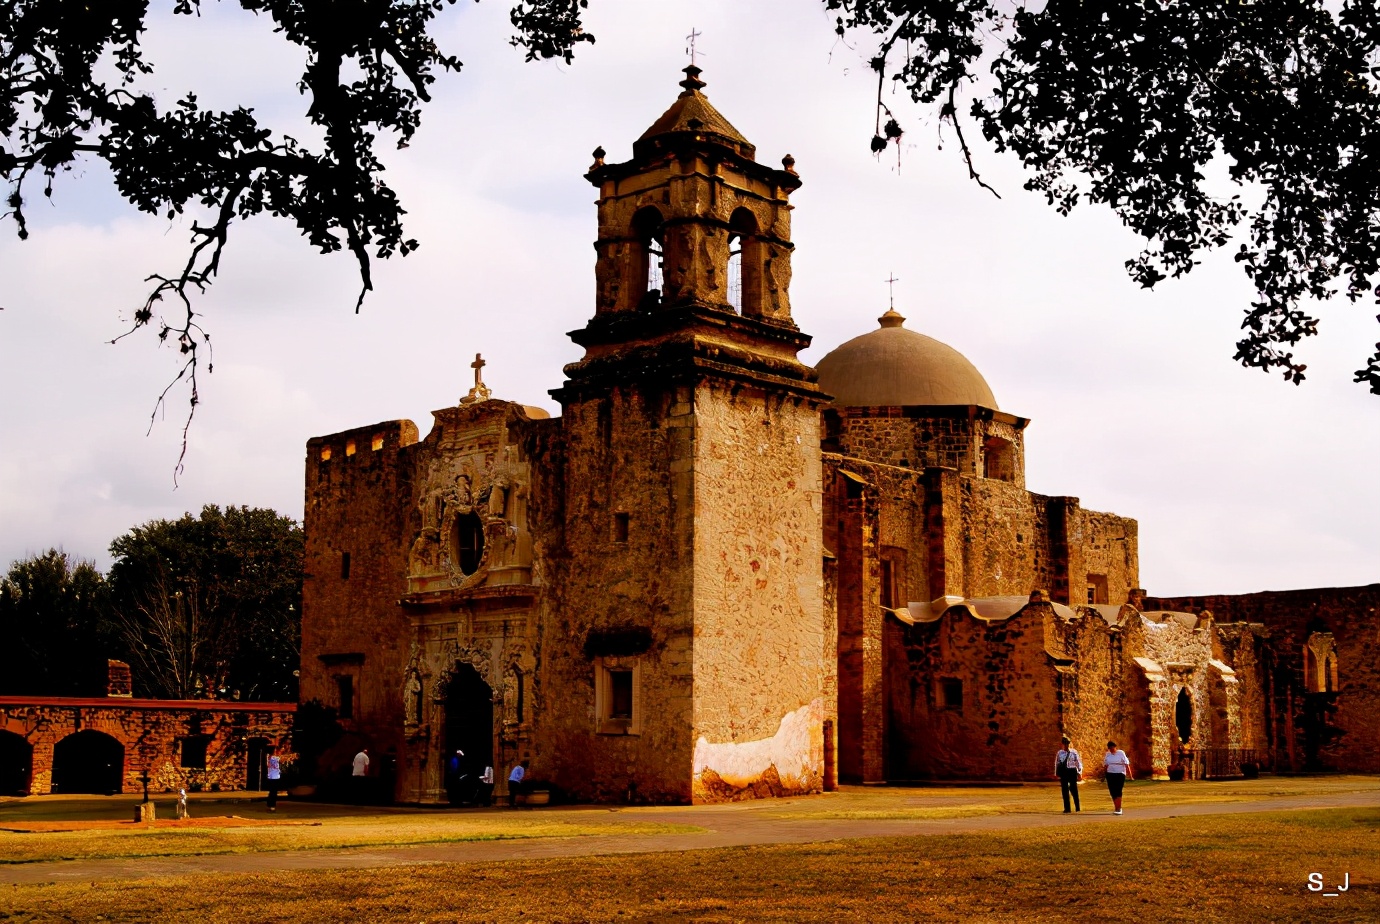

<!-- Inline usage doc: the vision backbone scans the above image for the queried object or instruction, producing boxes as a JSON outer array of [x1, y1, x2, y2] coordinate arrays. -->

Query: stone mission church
[[301, 68, 1380, 804]]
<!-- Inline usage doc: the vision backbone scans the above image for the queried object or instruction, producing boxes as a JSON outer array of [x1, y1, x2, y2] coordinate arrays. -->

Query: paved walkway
[[5, 786, 1379, 886]]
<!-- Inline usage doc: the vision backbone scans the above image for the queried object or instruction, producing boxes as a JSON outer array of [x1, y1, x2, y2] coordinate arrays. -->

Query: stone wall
[[1145, 585, 1380, 772], [302, 419, 419, 794], [530, 383, 697, 803], [690, 384, 826, 801], [0, 697, 293, 795], [823, 406, 1027, 486], [885, 605, 1062, 780]]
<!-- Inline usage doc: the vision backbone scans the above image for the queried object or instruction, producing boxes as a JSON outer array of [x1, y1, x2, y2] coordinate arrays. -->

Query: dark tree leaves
[[0, 550, 119, 696], [826, 0, 1380, 392], [5, 0, 1380, 405], [107, 504, 304, 702], [1, 0, 462, 469]]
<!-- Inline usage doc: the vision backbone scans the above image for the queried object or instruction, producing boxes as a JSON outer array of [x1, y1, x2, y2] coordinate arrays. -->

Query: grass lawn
[[2, 807, 1375, 922], [0, 811, 702, 864]]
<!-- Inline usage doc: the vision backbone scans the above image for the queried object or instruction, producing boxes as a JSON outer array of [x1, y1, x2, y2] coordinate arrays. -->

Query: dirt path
[[4, 787, 1378, 886]]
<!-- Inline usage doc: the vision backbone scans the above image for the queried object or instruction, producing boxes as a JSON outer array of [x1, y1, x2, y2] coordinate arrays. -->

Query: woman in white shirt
[[1104, 741, 1132, 814]]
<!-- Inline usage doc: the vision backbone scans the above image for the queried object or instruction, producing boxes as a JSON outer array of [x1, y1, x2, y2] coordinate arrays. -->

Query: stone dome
[[814, 310, 998, 409]]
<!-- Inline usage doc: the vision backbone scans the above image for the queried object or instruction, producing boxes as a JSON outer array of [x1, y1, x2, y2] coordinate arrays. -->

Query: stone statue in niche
[[407, 528, 444, 578], [451, 474, 473, 512], [403, 668, 423, 727]]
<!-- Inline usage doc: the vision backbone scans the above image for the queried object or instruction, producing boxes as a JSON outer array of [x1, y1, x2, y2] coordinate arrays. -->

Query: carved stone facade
[[299, 68, 1378, 803]]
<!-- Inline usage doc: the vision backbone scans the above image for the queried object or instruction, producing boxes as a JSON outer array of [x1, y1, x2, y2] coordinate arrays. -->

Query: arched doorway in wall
[[52, 730, 124, 795], [0, 730, 33, 796], [443, 662, 494, 803], [1175, 688, 1194, 747]]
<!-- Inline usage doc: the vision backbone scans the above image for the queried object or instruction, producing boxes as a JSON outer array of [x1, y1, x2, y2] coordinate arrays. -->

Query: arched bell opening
[[0, 730, 33, 796], [630, 206, 665, 310], [52, 729, 124, 795], [443, 662, 495, 804], [727, 208, 763, 316]]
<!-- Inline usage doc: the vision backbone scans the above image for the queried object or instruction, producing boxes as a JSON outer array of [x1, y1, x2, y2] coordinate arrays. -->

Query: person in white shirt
[[479, 766, 495, 806], [351, 748, 370, 804], [1104, 741, 1132, 814], [266, 749, 282, 812], [1054, 735, 1083, 813]]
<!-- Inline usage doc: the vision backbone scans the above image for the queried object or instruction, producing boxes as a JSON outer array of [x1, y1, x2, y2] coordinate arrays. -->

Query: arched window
[[983, 436, 1016, 481], [727, 208, 761, 315], [1304, 632, 1339, 694], [1175, 687, 1193, 746], [454, 512, 485, 575], [631, 207, 665, 309]]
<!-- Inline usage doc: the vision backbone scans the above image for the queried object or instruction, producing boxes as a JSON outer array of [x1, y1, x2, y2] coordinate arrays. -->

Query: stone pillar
[[835, 473, 884, 784], [923, 467, 961, 599], [1047, 496, 1082, 606]]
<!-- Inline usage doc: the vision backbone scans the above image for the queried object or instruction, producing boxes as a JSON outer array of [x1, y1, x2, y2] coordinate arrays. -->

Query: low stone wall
[[0, 697, 295, 796]]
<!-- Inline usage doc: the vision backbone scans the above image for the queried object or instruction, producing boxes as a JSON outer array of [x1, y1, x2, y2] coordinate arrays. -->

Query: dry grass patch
[[0, 813, 702, 864], [772, 775, 1380, 820], [4, 807, 1378, 922]]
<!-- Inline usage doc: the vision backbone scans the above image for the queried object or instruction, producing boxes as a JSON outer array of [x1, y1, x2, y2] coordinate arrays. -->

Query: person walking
[[479, 765, 495, 806], [507, 760, 527, 807], [352, 747, 371, 804], [446, 749, 465, 805], [1054, 735, 1082, 813], [265, 748, 282, 812], [1104, 740, 1132, 814]]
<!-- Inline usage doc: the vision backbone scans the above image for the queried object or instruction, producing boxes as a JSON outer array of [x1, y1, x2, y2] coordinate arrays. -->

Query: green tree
[[3, 1, 1378, 393], [107, 504, 303, 701], [0, 549, 120, 696]]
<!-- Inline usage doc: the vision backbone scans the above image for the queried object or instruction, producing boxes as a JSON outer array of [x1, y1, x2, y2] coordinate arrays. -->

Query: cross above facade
[[461, 352, 492, 405], [686, 28, 702, 66]]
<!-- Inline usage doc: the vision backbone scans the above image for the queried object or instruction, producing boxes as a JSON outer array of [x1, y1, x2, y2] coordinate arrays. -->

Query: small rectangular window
[[371, 434, 384, 451], [180, 736, 209, 769], [596, 660, 640, 735], [345, 439, 357, 457], [940, 678, 963, 711], [337, 675, 355, 720], [1087, 574, 1108, 605], [320, 446, 332, 461], [613, 512, 630, 543], [341, 552, 351, 580], [609, 670, 633, 719]]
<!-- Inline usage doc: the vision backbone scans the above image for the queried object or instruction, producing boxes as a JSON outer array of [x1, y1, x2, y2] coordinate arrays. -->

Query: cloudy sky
[[1, 0, 1376, 597]]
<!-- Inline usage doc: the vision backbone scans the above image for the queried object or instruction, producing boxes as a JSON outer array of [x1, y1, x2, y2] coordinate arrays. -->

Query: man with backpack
[[1055, 735, 1083, 813]]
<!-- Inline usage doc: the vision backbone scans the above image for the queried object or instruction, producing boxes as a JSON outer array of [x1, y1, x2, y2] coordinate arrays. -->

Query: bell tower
[[586, 65, 802, 322], [537, 68, 830, 804]]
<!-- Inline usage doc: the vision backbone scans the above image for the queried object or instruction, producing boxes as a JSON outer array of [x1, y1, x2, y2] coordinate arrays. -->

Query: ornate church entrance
[[52, 730, 123, 794], [0, 730, 33, 796], [443, 662, 494, 802]]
